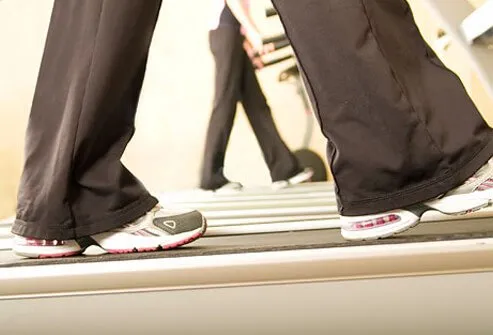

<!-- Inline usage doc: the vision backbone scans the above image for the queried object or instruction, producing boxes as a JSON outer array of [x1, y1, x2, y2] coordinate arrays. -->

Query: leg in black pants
[[240, 42, 302, 183], [12, 0, 206, 257], [200, 27, 301, 190], [271, 0, 493, 239]]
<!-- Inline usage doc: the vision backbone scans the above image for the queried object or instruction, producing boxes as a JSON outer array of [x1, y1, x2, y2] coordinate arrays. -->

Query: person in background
[[199, 0, 314, 192]]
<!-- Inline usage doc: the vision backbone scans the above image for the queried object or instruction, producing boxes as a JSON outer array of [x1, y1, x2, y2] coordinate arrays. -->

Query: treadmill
[[1, 1, 493, 332], [1, 181, 493, 334]]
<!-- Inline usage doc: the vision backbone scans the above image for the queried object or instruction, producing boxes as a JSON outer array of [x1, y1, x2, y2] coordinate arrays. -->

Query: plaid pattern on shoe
[[341, 209, 420, 241], [13, 237, 83, 258], [349, 214, 400, 231]]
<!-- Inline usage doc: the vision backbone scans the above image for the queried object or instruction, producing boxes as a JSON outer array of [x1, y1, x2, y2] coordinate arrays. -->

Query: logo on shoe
[[153, 218, 177, 231]]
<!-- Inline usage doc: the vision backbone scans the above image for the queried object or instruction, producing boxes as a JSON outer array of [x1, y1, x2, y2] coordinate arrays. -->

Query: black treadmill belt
[[1, 217, 493, 268]]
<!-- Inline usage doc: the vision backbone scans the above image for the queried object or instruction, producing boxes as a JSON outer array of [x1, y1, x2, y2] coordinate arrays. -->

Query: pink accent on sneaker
[[21, 239, 66, 247], [105, 228, 205, 254], [477, 178, 493, 191], [13, 236, 83, 259], [350, 214, 401, 231], [131, 229, 159, 237]]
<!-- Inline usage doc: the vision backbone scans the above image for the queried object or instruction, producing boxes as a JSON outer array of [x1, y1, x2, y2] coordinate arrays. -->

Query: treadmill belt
[[1, 216, 493, 268]]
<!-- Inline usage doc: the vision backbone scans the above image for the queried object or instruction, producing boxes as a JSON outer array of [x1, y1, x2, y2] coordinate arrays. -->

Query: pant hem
[[271, 165, 304, 183], [340, 136, 493, 216], [12, 194, 159, 240]]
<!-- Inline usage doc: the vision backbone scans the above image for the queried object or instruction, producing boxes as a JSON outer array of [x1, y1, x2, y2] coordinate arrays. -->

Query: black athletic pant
[[13, 0, 161, 240], [200, 27, 301, 190], [13, 0, 493, 240], [272, 0, 493, 215]]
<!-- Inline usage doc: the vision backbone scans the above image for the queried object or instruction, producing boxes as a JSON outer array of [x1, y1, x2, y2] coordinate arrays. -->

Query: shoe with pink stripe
[[13, 206, 207, 258], [341, 158, 493, 241]]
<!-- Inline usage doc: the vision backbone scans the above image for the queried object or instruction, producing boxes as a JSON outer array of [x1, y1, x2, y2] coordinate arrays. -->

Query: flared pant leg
[[272, 0, 493, 215], [13, 0, 163, 239]]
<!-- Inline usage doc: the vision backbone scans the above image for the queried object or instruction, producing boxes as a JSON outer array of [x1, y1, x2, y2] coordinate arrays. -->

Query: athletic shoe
[[12, 206, 206, 258], [445, 158, 493, 198], [340, 159, 493, 241], [272, 167, 314, 189], [214, 182, 243, 194]]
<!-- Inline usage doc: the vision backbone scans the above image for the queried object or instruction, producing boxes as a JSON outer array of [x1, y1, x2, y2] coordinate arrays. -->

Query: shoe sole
[[341, 200, 489, 242], [104, 218, 207, 254], [13, 241, 85, 259], [341, 216, 421, 242], [289, 168, 314, 185], [13, 250, 85, 259], [272, 169, 315, 190]]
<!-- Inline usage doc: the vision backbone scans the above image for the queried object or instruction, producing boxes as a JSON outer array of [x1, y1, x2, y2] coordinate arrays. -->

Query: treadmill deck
[[1, 216, 493, 268]]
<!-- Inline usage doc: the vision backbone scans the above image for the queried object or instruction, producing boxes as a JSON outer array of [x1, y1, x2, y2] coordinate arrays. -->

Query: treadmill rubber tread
[[1, 216, 493, 268]]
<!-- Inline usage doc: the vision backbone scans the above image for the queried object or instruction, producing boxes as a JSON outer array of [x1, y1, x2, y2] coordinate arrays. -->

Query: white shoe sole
[[289, 168, 314, 185], [341, 193, 490, 241], [92, 220, 206, 254], [214, 183, 243, 194], [13, 240, 84, 259], [271, 168, 315, 190], [341, 210, 421, 241]]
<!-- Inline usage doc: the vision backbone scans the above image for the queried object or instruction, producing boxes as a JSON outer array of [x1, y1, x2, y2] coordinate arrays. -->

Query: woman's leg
[[200, 28, 244, 190], [12, 0, 206, 257], [239, 48, 302, 182], [272, 0, 493, 215]]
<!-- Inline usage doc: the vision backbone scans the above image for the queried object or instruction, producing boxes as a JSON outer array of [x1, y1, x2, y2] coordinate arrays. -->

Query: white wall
[[0, 0, 53, 217]]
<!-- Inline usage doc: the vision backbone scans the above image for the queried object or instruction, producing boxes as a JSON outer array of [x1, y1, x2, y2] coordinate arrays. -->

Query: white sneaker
[[214, 182, 243, 194], [13, 206, 207, 258], [340, 159, 493, 241], [289, 167, 315, 185], [445, 158, 493, 198], [272, 167, 314, 190]]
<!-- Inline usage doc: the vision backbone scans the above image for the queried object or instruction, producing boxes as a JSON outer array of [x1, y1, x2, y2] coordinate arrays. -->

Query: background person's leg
[[239, 48, 302, 182], [13, 0, 162, 240], [272, 0, 493, 215], [200, 28, 244, 190]]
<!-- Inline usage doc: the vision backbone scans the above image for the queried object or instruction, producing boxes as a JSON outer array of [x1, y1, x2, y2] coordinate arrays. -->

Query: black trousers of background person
[[200, 27, 301, 190], [12, 0, 493, 241]]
